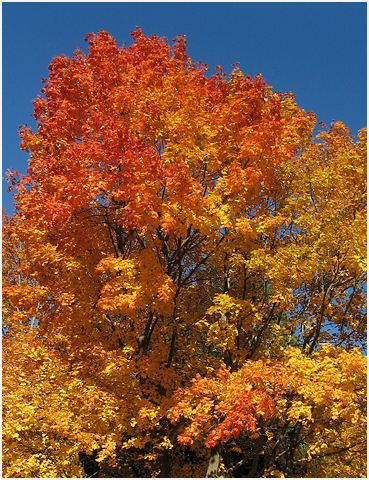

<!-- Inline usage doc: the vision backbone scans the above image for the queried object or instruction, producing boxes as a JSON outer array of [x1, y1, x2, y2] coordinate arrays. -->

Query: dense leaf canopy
[[3, 29, 367, 478]]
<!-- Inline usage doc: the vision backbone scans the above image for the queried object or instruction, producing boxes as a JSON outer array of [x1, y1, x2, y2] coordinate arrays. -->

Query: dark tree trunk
[[78, 450, 99, 478], [156, 449, 172, 478]]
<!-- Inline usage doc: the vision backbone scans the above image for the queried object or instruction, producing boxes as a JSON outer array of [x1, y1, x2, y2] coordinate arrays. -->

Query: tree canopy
[[3, 28, 367, 478]]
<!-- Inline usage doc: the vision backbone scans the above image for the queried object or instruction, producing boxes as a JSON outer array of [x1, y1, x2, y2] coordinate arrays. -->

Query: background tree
[[3, 29, 366, 478]]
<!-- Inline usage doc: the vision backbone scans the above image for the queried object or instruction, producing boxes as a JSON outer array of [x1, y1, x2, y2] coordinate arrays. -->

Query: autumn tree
[[3, 29, 367, 478]]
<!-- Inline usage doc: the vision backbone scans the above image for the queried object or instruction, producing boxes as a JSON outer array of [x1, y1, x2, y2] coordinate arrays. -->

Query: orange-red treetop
[[11, 29, 314, 230]]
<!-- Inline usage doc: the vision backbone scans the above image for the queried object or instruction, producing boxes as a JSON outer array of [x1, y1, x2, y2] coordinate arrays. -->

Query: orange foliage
[[3, 29, 366, 478]]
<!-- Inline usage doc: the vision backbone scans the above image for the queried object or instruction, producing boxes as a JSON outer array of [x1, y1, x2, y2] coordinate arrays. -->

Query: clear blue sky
[[2, 1, 367, 214]]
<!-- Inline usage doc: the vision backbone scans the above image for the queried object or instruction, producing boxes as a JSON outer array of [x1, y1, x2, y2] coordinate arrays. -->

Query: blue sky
[[2, 1, 367, 214]]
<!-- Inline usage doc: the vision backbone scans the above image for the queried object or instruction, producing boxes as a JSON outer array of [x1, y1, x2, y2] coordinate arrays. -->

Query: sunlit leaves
[[2, 27, 366, 478]]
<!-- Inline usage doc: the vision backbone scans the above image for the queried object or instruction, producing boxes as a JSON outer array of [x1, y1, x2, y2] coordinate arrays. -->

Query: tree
[[2, 28, 366, 478]]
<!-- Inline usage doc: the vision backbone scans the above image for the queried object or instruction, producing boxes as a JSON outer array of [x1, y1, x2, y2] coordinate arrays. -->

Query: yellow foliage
[[2, 28, 366, 478]]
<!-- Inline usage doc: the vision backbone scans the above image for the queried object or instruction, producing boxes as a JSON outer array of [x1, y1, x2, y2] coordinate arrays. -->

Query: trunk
[[206, 444, 221, 478], [246, 437, 264, 478], [285, 421, 302, 477], [156, 449, 171, 478], [78, 450, 99, 478]]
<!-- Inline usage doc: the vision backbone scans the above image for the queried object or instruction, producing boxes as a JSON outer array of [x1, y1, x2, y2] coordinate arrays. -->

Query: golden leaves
[[2, 26, 367, 478], [96, 249, 175, 316], [170, 343, 366, 476]]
